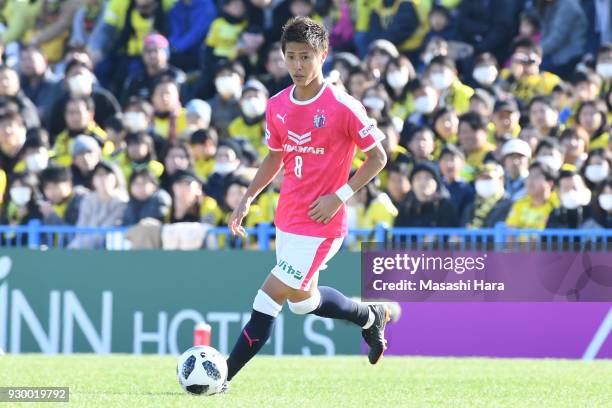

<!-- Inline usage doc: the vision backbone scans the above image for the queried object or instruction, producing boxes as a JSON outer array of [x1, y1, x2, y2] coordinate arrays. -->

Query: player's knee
[[287, 290, 321, 315], [252, 290, 283, 317]]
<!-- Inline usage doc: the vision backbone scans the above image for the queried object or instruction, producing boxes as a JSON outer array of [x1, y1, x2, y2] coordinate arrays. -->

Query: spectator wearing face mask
[[394, 161, 459, 228], [151, 75, 188, 143], [575, 100, 609, 152], [121, 33, 186, 106], [471, 53, 502, 97], [38, 165, 86, 227], [427, 56, 474, 115], [382, 56, 415, 121], [15, 128, 50, 175], [501, 138, 531, 201], [122, 96, 168, 158], [122, 168, 171, 226], [584, 177, 612, 229], [190, 129, 218, 180], [70, 135, 102, 189], [207, 62, 244, 139], [52, 96, 112, 167], [47, 60, 120, 136], [0, 172, 42, 245], [204, 140, 243, 204], [581, 148, 611, 191], [457, 112, 495, 182], [361, 84, 393, 128], [534, 137, 564, 174], [546, 166, 593, 229], [399, 78, 438, 146], [0, 65, 40, 129], [462, 163, 513, 228], [439, 145, 474, 218], [228, 80, 268, 159], [506, 161, 559, 230]]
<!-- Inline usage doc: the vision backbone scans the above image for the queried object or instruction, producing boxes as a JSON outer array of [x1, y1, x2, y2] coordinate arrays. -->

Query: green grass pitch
[[2, 355, 611, 407]]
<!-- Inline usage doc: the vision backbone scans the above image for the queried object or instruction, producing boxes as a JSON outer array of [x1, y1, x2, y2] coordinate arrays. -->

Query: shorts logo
[[277, 259, 303, 280], [359, 123, 375, 138], [287, 130, 312, 145]]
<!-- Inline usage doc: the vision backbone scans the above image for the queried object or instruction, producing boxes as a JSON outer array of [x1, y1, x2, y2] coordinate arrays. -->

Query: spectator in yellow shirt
[[385, 163, 411, 207], [203, 0, 248, 63], [190, 129, 218, 181], [457, 112, 495, 182], [576, 100, 609, 152], [506, 161, 560, 230], [427, 55, 474, 114], [151, 76, 187, 143]]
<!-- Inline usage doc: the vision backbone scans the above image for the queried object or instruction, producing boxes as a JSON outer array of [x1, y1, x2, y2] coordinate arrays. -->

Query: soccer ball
[[176, 346, 227, 396]]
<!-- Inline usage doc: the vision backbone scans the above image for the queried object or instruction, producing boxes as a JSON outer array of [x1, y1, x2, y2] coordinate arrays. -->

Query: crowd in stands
[[0, 0, 611, 248]]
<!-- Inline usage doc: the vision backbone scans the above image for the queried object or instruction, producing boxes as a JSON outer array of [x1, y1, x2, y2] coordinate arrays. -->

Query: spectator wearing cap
[[505, 161, 560, 230], [457, 112, 495, 182], [426, 56, 474, 114], [394, 161, 459, 228], [492, 99, 521, 144], [546, 166, 593, 229], [47, 60, 120, 136], [501, 138, 531, 201], [207, 62, 244, 139], [160, 141, 194, 194], [169, 169, 222, 225], [204, 140, 244, 204], [439, 145, 474, 218], [38, 165, 87, 226], [259, 42, 293, 96], [114, 132, 164, 182], [69, 161, 128, 248], [121, 33, 186, 106], [499, 39, 561, 106], [190, 128, 218, 180], [182, 99, 212, 140], [151, 76, 188, 143], [0, 65, 40, 129], [18, 45, 60, 122], [167, 0, 217, 72], [461, 163, 513, 228], [52, 96, 112, 167], [0, 111, 28, 183], [122, 168, 171, 226], [559, 127, 589, 169], [575, 100, 609, 152], [528, 96, 561, 140], [228, 79, 268, 159], [70, 134, 102, 189], [1, 172, 43, 244]]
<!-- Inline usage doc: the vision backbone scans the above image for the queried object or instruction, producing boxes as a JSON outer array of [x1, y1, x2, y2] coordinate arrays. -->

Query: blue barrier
[[0, 220, 610, 251]]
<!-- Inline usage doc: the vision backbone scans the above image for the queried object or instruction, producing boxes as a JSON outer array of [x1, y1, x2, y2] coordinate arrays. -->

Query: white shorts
[[271, 228, 344, 291]]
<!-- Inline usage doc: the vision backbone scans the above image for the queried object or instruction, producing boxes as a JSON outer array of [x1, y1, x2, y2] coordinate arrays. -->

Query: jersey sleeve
[[344, 99, 385, 152], [264, 103, 283, 151]]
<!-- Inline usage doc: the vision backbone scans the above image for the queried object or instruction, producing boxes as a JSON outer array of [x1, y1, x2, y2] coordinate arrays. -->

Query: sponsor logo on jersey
[[277, 259, 303, 280], [359, 123, 375, 138], [282, 144, 325, 155], [287, 130, 312, 145], [276, 113, 287, 124]]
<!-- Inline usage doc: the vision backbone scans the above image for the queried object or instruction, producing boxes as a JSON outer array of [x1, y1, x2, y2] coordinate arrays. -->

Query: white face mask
[[67, 74, 93, 96], [585, 163, 609, 183], [430, 69, 454, 90], [387, 68, 409, 89], [10, 186, 31, 206], [560, 189, 588, 209], [472, 65, 498, 85], [215, 75, 241, 98], [598, 193, 612, 211], [241, 97, 266, 119], [413, 94, 437, 114], [26, 152, 48, 172], [537, 155, 562, 172], [596, 63, 612, 79], [475, 179, 499, 199], [213, 161, 239, 175], [363, 96, 385, 112], [123, 111, 148, 133]]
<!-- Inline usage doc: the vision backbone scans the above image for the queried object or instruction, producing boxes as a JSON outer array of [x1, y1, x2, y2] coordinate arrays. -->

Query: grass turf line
[[1, 355, 611, 408]]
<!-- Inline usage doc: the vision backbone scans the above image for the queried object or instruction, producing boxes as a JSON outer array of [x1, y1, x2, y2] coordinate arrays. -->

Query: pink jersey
[[265, 81, 385, 238]]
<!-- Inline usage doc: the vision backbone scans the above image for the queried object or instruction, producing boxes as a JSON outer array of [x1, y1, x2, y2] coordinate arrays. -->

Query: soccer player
[[224, 17, 390, 389]]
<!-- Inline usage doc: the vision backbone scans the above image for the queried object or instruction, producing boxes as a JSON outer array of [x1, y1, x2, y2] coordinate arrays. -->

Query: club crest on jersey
[[313, 110, 326, 128]]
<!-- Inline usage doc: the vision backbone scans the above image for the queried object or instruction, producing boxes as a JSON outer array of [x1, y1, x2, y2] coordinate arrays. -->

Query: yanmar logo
[[283, 144, 325, 154]]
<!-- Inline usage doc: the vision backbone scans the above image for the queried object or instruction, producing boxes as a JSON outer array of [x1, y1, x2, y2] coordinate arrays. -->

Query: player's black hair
[[281, 16, 328, 54]]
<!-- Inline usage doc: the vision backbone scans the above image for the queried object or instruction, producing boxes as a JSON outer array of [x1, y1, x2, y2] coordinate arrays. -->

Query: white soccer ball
[[176, 346, 227, 396]]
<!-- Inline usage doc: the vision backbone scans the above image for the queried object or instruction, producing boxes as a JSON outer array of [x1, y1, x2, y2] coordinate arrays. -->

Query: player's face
[[283, 42, 327, 87]]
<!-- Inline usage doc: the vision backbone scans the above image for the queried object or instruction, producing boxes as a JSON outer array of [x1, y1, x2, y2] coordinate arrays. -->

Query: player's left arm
[[308, 144, 387, 224]]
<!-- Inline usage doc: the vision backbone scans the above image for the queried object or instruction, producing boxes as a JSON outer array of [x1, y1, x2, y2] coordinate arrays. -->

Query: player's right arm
[[229, 149, 283, 237]]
